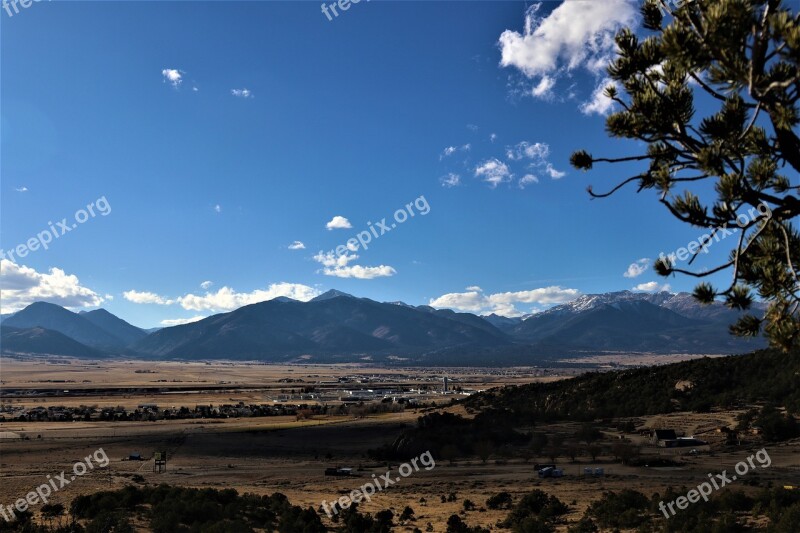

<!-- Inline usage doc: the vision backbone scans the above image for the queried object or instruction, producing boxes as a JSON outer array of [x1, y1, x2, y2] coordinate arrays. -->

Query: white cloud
[[178, 283, 320, 311], [623, 258, 650, 278], [507, 141, 550, 161], [288, 241, 306, 250], [200, 280, 213, 290], [633, 281, 671, 292], [467, 124, 479, 132], [312, 251, 396, 279], [498, 1, 638, 108], [321, 265, 397, 279], [231, 88, 253, 98], [466, 285, 482, 292], [440, 144, 471, 160], [430, 285, 581, 316], [490, 133, 497, 143], [580, 78, 617, 115], [326, 216, 353, 230], [429, 290, 487, 313], [0, 260, 105, 313], [440, 173, 462, 188], [214, 204, 222, 213], [161, 68, 183, 88], [15, 186, 28, 193], [475, 158, 512, 188], [314, 250, 358, 269], [531, 75, 556, 98], [519, 174, 539, 188], [544, 164, 566, 179], [123, 290, 175, 305], [160, 316, 207, 327], [506, 141, 566, 183]]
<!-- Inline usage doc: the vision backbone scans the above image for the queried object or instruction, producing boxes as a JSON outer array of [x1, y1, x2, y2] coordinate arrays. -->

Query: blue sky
[[1, 0, 749, 328]]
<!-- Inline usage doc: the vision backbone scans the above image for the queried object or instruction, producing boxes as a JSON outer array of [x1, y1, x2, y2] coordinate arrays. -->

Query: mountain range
[[0, 290, 768, 364]]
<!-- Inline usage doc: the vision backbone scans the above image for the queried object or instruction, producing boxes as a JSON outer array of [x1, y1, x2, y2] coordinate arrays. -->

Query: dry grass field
[[1, 358, 798, 532]]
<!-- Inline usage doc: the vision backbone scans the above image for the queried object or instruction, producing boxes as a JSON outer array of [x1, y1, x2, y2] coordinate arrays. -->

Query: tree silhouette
[[572, 0, 800, 350]]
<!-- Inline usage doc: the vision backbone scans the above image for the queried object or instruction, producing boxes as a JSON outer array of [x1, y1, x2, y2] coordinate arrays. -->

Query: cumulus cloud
[[430, 285, 580, 316], [440, 173, 462, 188], [475, 158, 512, 188], [623, 258, 650, 278], [633, 281, 671, 292], [178, 283, 320, 311], [160, 316, 207, 327], [161, 68, 183, 88], [123, 290, 175, 305], [498, 1, 638, 106], [0, 260, 105, 313], [231, 88, 253, 98], [288, 241, 306, 250], [326, 216, 353, 230], [200, 280, 213, 290], [312, 251, 396, 279]]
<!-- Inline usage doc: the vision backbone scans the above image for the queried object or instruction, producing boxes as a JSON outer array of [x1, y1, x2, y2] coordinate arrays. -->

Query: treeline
[[0, 485, 325, 533], [466, 348, 800, 422], [1, 483, 798, 532]]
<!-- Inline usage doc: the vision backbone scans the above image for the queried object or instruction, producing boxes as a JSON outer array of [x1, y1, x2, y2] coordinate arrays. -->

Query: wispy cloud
[[200, 280, 213, 290], [440, 173, 462, 188], [14, 186, 28, 193], [288, 241, 306, 250], [623, 258, 650, 278], [231, 88, 253, 99], [160, 316, 207, 326]]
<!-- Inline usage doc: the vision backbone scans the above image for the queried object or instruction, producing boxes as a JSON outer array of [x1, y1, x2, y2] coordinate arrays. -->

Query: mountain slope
[[79, 309, 148, 345], [511, 291, 768, 354], [133, 292, 511, 360], [1, 326, 106, 358], [3, 302, 126, 350]]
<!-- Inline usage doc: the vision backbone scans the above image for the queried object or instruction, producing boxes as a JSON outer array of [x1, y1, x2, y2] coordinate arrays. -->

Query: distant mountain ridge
[[0, 290, 768, 364]]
